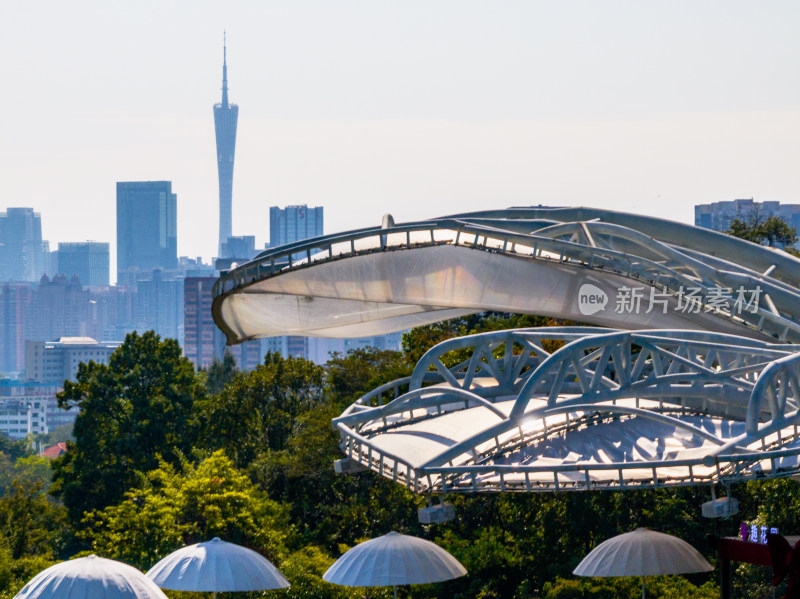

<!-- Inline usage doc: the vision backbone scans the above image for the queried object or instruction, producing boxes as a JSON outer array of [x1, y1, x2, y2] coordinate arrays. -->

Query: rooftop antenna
[[221, 30, 229, 107]]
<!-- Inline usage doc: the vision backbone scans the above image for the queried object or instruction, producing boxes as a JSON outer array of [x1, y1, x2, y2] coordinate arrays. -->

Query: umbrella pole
[[394, 585, 398, 599], [641, 575, 645, 599]]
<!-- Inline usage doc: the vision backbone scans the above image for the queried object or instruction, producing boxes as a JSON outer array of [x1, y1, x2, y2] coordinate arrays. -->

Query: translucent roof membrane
[[214, 207, 800, 344]]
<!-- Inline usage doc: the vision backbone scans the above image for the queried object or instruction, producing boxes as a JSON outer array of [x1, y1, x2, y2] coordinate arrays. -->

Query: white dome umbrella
[[146, 537, 289, 598], [573, 528, 713, 599], [14, 554, 168, 599], [323, 531, 467, 599]]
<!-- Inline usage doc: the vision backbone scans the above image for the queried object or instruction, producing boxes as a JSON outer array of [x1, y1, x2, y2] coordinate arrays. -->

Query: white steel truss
[[334, 328, 800, 492]]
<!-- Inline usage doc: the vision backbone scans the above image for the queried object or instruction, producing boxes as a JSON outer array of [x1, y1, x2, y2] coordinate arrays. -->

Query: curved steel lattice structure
[[213, 207, 800, 492]]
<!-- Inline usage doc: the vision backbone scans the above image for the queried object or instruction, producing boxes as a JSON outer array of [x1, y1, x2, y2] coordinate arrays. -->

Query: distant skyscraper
[[86, 285, 136, 341], [116, 181, 178, 284], [0, 208, 48, 282], [214, 34, 239, 257], [57, 242, 110, 287], [269, 205, 324, 249]]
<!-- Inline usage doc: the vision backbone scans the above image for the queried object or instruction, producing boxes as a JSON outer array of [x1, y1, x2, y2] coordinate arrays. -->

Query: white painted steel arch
[[212, 207, 800, 492]]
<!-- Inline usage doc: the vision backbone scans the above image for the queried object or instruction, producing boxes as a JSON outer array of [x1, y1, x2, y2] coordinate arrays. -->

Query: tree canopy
[[200, 352, 326, 468], [727, 215, 799, 250], [80, 451, 288, 570], [51, 331, 205, 523]]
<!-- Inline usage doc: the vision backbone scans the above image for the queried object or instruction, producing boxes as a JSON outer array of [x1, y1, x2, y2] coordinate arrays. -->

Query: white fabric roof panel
[[217, 245, 758, 341], [214, 208, 800, 345]]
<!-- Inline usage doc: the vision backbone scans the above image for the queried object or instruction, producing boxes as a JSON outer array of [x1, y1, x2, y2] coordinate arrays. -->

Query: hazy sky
[[2, 1, 798, 274]]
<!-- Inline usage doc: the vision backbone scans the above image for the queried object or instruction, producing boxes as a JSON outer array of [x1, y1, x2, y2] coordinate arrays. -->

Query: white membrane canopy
[[15, 555, 168, 599], [214, 207, 800, 344], [323, 532, 466, 588], [573, 528, 712, 577], [146, 537, 289, 593]]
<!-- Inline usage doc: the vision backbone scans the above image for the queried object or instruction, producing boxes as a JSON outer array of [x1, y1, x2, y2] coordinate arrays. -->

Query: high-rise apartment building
[[178, 256, 215, 278], [29, 275, 91, 342], [132, 269, 183, 344], [184, 276, 261, 371], [57, 242, 110, 287], [184, 277, 222, 369], [695, 199, 800, 248], [214, 36, 239, 257], [220, 235, 256, 262], [0, 208, 48, 282], [269, 205, 324, 249], [0, 283, 33, 374], [87, 285, 136, 341], [116, 181, 178, 284]]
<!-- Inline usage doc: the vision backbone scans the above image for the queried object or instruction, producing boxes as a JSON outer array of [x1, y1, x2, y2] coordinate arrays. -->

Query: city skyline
[[1, 2, 798, 269]]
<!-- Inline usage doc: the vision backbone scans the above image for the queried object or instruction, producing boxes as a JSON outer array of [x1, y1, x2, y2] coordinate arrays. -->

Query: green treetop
[[50, 331, 205, 525]]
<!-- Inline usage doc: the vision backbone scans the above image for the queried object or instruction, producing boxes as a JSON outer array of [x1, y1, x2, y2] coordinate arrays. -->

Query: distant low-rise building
[[0, 399, 46, 439], [0, 380, 64, 439], [41, 442, 68, 458], [25, 337, 121, 386]]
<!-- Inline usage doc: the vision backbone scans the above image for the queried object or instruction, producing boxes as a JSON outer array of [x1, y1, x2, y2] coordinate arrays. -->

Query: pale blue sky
[[1, 1, 798, 270]]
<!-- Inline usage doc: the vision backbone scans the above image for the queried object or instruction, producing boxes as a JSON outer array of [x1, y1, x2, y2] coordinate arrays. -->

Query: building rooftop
[[41, 442, 68, 459], [55, 337, 100, 345]]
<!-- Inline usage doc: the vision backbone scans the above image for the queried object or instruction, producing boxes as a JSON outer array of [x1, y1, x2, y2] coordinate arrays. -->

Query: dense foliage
[[0, 318, 796, 598], [726, 214, 799, 256], [51, 331, 204, 522]]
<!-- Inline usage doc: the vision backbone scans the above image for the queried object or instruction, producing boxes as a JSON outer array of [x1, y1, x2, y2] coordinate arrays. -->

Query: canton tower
[[214, 33, 238, 257]]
